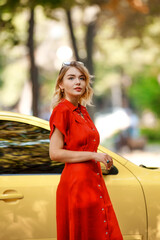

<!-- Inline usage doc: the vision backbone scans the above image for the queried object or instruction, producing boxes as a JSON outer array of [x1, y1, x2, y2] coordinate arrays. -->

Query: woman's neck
[[65, 96, 79, 107]]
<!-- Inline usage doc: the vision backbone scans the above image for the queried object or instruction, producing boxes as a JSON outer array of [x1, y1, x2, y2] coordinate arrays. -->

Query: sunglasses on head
[[62, 61, 84, 67]]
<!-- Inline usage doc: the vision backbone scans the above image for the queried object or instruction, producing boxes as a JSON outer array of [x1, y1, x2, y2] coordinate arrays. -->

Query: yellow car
[[0, 111, 160, 240]]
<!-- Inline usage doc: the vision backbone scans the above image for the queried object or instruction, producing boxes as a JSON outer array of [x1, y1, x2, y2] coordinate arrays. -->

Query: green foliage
[[141, 127, 160, 143], [0, 75, 3, 88], [128, 67, 160, 116], [0, 54, 5, 89], [0, 0, 23, 46]]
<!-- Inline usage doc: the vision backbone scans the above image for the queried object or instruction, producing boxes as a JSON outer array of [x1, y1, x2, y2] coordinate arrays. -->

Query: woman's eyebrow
[[67, 74, 75, 77], [67, 74, 85, 77]]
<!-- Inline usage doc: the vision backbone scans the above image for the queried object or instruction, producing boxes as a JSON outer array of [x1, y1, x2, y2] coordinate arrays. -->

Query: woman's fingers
[[94, 153, 113, 170], [105, 154, 113, 170]]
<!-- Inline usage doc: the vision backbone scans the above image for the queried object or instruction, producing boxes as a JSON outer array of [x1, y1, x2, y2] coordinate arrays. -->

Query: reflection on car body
[[0, 111, 160, 240]]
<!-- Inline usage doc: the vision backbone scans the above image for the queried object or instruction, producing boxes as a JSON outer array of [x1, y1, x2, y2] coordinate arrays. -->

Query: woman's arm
[[49, 127, 113, 169]]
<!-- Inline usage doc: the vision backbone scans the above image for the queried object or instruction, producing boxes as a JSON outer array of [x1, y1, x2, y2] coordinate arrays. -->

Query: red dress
[[49, 99, 123, 240]]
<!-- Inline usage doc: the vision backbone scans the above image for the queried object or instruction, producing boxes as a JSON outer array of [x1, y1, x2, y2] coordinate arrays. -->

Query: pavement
[[118, 144, 160, 168]]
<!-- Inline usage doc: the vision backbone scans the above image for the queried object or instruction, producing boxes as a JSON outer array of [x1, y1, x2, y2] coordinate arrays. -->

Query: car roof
[[0, 111, 50, 130]]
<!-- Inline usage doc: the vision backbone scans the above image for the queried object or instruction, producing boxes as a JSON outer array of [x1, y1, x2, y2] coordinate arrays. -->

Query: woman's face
[[59, 66, 87, 103]]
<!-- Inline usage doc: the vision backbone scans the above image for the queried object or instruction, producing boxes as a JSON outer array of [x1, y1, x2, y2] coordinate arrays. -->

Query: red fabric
[[50, 99, 123, 240]]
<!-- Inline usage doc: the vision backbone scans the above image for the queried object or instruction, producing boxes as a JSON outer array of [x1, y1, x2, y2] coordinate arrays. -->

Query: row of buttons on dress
[[87, 117, 108, 237], [92, 125, 98, 160], [78, 107, 108, 235], [76, 109, 99, 154], [96, 170, 109, 238], [81, 107, 109, 237]]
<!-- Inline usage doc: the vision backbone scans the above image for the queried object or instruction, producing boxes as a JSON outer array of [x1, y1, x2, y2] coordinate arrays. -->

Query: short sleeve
[[49, 105, 69, 140]]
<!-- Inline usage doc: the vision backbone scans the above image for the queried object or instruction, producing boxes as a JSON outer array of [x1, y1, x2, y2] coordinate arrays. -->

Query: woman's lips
[[74, 87, 82, 92]]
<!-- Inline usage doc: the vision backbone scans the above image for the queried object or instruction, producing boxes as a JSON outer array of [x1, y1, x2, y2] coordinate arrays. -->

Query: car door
[[0, 118, 62, 240], [125, 160, 160, 240], [99, 147, 148, 240]]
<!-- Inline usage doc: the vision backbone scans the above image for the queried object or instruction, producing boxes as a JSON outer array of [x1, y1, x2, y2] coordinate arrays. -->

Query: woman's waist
[[59, 161, 105, 192], [65, 159, 100, 168], [62, 160, 101, 177]]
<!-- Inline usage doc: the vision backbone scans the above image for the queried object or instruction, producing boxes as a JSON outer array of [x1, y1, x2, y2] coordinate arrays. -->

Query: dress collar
[[61, 99, 83, 112]]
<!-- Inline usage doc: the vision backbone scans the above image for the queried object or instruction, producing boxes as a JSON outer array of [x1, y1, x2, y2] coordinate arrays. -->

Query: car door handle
[[0, 193, 24, 200]]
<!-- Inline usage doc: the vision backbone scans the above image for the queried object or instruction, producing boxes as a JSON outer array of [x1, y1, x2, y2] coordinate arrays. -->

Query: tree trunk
[[85, 21, 96, 76], [85, 21, 97, 120], [27, 7, 39, 116], [66, 9, 80, 61]]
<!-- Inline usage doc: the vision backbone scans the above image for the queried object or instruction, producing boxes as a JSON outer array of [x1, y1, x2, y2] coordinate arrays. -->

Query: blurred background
[[0, 0, 160, 167]]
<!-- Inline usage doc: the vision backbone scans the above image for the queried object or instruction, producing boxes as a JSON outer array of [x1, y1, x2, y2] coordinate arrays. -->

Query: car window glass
[[0, 120, 64, 174]]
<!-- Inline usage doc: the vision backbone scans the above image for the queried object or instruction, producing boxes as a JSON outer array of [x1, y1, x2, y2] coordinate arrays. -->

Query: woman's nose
[[75, 78, 80, 84]]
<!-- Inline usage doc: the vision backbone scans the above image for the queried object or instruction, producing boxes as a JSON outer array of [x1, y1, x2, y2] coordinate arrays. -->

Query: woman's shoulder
[[51, 101, 71, 118], [54, 101, 70, 111]]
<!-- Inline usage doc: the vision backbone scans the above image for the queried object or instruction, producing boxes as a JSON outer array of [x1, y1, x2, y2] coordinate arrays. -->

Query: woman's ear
[[59, 83, 64, 90]]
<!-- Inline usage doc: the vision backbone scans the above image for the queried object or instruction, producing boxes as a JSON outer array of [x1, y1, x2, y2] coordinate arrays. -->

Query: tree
[[64, 0, 148, 74], [0, 0, 149, 116], [0, 1, 39, 115], [129, 69, 160, 117], [106, 0, 160, 116], [27, 8, 39, 116], [0, 0, 80, 116]]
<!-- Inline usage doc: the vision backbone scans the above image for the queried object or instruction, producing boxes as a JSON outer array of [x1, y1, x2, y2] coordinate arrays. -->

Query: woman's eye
[[80, 77, 85, 81], [68, 77, 74, 80]]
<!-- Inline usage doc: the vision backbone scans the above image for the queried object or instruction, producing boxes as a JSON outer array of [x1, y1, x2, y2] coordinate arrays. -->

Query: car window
[[0, 120, 64, 174]]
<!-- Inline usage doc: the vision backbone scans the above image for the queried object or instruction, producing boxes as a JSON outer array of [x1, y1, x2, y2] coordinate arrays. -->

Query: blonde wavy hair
[[52, 61, 94, 109]]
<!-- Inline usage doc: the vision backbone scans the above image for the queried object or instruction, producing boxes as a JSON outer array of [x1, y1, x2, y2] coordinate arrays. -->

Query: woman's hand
[[94, 152, 113, 170]]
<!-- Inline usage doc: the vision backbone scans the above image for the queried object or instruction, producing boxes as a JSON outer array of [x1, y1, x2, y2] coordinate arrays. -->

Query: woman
[[49, 61, 123, 240]]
